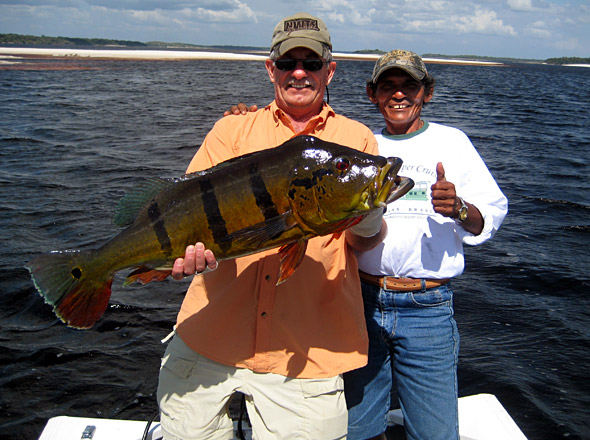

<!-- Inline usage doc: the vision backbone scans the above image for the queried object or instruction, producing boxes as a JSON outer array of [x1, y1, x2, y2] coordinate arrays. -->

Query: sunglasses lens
[[303, 60, 324, 71], [275, 59, 324, 71], [275, 59, 297, 71]]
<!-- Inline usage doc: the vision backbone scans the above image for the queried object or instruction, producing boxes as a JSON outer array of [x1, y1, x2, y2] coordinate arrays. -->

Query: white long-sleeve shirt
[[356, 121, 508, 279]]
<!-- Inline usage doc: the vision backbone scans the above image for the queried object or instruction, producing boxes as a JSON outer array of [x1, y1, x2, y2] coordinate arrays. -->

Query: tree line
[[545, 57, 590, 65], [0, 33, 146, 47]]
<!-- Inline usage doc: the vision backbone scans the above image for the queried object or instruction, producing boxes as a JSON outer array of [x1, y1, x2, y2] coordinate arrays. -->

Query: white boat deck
[[388, 394, 527, 440], [38, 393, 527, 440]]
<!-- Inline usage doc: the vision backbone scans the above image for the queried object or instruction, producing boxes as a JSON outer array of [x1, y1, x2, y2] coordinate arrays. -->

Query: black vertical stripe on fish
[[249, 162, 280, 221], [200, 178, 230, 252], [147, 201, 173, 255]]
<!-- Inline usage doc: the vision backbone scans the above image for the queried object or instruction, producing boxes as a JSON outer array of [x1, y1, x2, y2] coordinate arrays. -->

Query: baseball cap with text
[[270, 12, 332, 58]]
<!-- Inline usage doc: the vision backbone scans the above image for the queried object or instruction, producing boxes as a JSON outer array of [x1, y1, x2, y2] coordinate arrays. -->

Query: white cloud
[[525, 20, 552, 38], [507, 0, 535, 12], [552, 36, 583, 52], [404, 8, 517, 36], [468, 8, 517, 35], [128, 8, 173, 24], [578, 4, 590, 23], [316, 0, 373, 25], [182, 2, 256, 22]]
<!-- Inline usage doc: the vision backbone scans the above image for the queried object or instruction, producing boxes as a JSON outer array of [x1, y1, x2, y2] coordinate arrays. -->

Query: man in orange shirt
[[157, 13, 385, 440]]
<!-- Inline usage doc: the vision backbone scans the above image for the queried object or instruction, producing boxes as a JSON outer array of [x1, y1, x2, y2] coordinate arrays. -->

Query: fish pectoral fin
[[332, 216, 364, 233], [222, 212, 296, 248], [277, 239, 308, 285], [124, 265, 173, 286]]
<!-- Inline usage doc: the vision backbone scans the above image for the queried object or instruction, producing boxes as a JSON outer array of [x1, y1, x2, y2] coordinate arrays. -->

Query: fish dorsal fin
[[221, 212, 296, 248], [114, 177, 174, 227], [176, 170, 208, 180]]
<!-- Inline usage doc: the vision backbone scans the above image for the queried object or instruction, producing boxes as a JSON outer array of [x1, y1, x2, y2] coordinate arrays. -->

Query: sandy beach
[[0, 47, 268, 63], [0, 47, 505, 67]]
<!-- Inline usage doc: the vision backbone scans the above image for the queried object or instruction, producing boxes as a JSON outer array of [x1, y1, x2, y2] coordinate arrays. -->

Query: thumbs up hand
[[430, 162, 459, 218], [435, 162, 447, 183]]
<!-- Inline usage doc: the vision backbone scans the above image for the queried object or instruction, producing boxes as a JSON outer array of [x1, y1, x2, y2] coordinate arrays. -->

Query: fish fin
[[277, 239, 308, 284], [176, 170, 208, 181], [332, 216, 364, 233], [114, 177, 175, 227], [124, 265, 173, 286], [223, 212, 296, 248], [26, 251, 113, 329]]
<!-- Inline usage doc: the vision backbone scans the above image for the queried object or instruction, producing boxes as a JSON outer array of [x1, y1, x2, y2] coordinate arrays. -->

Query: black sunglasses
[[274, 58, 326, 72]]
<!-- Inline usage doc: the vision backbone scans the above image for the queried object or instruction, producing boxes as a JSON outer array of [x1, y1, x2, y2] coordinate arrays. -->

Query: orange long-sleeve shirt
[[175, 101, 379, 378]]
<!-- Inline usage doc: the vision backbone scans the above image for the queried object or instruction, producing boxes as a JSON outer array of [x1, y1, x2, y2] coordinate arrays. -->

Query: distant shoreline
[[3, 47, 589, 70], [0, 47, 268, 61], [0, 47, 505, 67]]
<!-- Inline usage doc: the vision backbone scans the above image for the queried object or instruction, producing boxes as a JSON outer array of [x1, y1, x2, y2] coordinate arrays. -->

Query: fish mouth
[[359, 157, 414, 209], [386, 175, 415, 204]]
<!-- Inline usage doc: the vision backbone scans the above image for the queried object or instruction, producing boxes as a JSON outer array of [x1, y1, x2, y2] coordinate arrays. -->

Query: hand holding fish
[[348, 207, 385, 237], [171, 243, 218, 280]]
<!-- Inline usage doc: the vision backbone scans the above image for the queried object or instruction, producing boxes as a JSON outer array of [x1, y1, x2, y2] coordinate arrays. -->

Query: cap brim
[[275, 38, 325, 58], [374, 63, 425, 83]]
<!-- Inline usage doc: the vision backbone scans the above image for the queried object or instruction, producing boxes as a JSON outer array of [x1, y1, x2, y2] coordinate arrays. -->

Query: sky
[[1, 0, 589, 60]]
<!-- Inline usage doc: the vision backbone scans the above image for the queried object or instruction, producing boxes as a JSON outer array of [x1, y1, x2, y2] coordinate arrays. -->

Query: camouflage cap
[[370, 49, 428, 83], [270, 12, 332, 58]]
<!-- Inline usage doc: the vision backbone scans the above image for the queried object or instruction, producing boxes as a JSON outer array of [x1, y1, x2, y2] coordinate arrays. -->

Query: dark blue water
[[0, 56, 589, 440]]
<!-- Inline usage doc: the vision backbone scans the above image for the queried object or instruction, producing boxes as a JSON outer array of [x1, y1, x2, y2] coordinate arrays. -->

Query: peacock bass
[[26, 135, 414, 329]]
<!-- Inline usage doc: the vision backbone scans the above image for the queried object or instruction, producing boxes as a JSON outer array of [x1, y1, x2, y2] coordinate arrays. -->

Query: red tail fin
[[26, 251, 113, 329]]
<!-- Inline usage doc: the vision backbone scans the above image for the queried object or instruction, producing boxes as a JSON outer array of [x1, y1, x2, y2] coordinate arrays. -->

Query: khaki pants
[[157, 334, 348, 440]]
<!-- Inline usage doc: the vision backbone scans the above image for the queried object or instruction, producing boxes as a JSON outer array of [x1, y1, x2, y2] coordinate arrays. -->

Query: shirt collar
[[380, 120, 429, 140], [268, 100, 334, 133]]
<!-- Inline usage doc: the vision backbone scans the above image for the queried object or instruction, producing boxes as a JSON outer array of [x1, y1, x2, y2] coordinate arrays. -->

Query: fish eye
[[335, 157, 350, 171]]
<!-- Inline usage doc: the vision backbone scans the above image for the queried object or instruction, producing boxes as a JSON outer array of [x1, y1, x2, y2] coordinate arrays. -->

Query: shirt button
[[261, 312, 267, 317], [265, 274, 271, 281]]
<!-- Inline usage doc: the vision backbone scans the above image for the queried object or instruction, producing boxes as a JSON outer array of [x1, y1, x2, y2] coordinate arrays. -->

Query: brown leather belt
[[359, 271, 450, 292]]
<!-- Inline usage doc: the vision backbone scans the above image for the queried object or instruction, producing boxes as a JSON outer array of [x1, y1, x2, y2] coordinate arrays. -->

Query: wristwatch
[[454, 197, 468, 222]]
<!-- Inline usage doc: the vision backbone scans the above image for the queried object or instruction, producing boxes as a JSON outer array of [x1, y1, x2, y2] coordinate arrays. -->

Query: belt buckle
[[383, 276, 403, 291], [382, 275, 393, 289]]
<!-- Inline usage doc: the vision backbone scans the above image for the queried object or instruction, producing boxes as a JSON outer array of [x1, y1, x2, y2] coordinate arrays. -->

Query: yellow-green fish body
[[26, 135, 413, 329]]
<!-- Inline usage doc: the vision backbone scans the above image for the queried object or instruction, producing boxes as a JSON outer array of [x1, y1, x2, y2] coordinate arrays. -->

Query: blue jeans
[[344, 280, 460, 440]]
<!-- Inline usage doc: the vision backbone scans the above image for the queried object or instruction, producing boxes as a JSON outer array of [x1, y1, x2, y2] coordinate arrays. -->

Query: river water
[[0, 55, 588, 439]]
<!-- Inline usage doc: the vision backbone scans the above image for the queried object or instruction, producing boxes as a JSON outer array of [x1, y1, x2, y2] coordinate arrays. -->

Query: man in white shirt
[[344, 49, 508, 440]]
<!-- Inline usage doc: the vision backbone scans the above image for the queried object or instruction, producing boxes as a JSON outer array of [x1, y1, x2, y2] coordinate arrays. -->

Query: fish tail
[[26, 250, 113, 329]]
